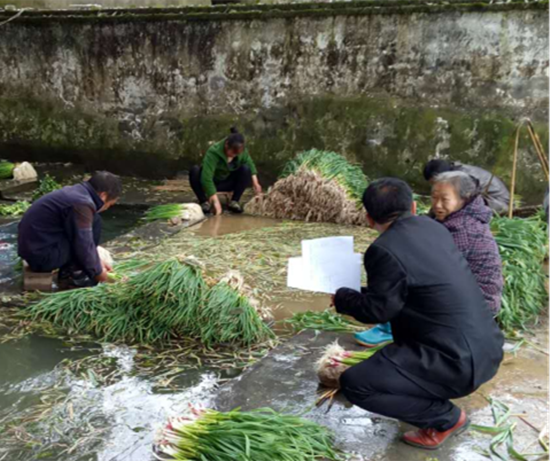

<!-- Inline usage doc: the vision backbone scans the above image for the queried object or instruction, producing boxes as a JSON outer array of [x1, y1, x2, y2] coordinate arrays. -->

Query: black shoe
[[200, 202, 212, 214], [227, 201, 243, 214], [71, 271, 97, 288]]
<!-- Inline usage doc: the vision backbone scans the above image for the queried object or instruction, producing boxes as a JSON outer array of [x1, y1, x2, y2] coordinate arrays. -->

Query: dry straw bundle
[[245, 150, 369, 226]]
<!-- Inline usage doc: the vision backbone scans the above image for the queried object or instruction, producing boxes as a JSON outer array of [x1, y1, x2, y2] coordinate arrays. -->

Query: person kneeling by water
[[333, 178, 503, 449], [189, 127, 262, 216], [18, 171, 122, 287]]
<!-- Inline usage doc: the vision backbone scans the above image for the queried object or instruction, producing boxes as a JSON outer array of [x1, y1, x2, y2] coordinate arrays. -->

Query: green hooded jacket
[[200, 138, 257, 198]]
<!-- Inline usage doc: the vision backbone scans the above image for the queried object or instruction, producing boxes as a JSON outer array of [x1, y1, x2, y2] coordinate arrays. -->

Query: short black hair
[[88, 171, 122, 201], [423, 159, 455, 181], [362, 178, 413, 224], [226, 126, 245, 149]]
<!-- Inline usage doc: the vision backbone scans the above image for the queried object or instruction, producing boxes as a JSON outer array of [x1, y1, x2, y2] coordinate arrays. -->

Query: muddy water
[[191, 214, 281, 237], [0, 338, 218, 461], [0, 221, 19, 293]]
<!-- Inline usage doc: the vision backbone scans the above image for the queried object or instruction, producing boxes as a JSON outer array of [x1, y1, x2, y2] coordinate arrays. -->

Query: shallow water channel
[[0, 213, 333, 461], [0, 207, 169, 460]]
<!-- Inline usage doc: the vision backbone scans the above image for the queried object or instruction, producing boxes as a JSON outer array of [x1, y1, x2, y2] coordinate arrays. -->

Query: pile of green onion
[[491, 213, 548, 333], [0, 200, 30, 217], [280, 149, 369, 205], [27, 258, 274, 346], [0, 161, 15, 179], [154, 407, 340, 461]]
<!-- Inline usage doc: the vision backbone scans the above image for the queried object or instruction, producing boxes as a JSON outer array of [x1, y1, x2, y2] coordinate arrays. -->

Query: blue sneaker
[[354, 323, 393, 347]]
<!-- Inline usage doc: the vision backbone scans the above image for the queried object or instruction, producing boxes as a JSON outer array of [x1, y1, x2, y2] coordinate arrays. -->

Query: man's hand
[[252, 175, 263, 196], [95, 269, 116, 284], [101, 260, 113, 273], [95, 269, 110, 283], [209, 195, 223, 216]]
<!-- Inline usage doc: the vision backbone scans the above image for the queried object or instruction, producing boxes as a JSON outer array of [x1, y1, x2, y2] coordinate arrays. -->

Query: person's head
[[224, 127, 245, 159], [88, 171, 122, 212], [423, 159, 456, 183], [430, 171, 477, 221], [362, 178, 416, 233]]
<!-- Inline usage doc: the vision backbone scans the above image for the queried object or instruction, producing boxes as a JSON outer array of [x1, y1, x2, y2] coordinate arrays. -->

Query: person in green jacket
[[189, 127, 263, 215]]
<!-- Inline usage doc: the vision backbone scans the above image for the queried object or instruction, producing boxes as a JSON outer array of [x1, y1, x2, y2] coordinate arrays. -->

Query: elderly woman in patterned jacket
[[355, 171, 504, 349], [430, 170, 504, 315]]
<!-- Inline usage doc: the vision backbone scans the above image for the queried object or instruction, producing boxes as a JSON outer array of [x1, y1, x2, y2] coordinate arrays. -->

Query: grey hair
[[432, 171, 478, 200]]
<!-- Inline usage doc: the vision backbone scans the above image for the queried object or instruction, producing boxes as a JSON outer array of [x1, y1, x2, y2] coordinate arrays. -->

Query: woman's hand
[[210, 195, 223, 215], [252, 175, 263, 195]]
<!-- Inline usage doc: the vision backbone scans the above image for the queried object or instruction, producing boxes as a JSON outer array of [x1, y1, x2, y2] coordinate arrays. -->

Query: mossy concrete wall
[[0, 2, 548, 199]]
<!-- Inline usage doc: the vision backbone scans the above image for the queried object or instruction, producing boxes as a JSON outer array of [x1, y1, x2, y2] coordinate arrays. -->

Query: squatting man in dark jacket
[[18, 171, 122, 287], [332, 178, 504, 449]]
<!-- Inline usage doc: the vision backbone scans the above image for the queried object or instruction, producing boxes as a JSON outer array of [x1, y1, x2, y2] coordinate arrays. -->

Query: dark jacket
[[18, 182, 104, 278], [440, 196, 503, 315], [335, 214, 504, 394], [457, 163, 510, 214], [201, 138, 257, 198]]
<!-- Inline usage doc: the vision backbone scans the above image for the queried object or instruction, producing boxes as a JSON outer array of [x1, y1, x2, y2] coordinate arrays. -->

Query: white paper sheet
[[287, 237, 362, 294], [302, 236, 354, 264]]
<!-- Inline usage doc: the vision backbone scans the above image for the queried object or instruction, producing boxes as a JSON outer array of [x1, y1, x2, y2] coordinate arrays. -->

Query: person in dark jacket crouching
[[333, 178, 504, 450], [18, 171, 122, 287]]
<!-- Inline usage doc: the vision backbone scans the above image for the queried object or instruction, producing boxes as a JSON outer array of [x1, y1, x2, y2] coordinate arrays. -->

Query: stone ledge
[[0, 0, 546, 24]]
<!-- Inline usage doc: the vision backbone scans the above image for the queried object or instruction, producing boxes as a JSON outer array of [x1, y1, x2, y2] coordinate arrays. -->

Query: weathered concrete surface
[[0, 3, 548, 199], [0, 0, 210, 8], [214, 329, 549, 461]]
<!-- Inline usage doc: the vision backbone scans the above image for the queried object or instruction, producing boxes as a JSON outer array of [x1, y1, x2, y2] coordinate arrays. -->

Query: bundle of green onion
[[0, 200, 30, 217], [316, 341, 388, 388], [144, 204, 184, 222], [27, 257, 274, 346], [32, 174, 62, 201], [0, 161, 15, 179], [285, 309, 364, 333], [154, 407, 340, 461], [281, 149, 368, 204], [491, 213, 548, 333]]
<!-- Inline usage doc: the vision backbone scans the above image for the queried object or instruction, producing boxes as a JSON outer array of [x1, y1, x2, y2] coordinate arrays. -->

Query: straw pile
[[27, 256, 274, 346], [316, 341, 387, 388], [491, 213, 548, 333], [153, 407, 339, 461], [245, 150, 369, 226]]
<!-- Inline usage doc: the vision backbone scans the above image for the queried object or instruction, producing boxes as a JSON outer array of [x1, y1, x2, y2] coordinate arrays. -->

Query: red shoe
[[402, 409, 470, 450]]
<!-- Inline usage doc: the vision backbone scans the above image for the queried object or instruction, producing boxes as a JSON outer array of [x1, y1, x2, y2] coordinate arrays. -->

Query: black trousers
[[340, 351, 462, 431], [189, 165, 252, 203], [27, 214, 102, 273]]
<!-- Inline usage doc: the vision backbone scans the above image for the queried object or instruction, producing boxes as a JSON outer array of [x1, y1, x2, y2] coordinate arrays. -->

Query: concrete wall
[[0, 0, 210, 8], [0, 2, 548, 199]]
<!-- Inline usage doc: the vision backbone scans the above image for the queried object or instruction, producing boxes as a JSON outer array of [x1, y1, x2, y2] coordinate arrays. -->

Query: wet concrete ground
[[215, 329, 549, 461], [0, 195, 548, 461]]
